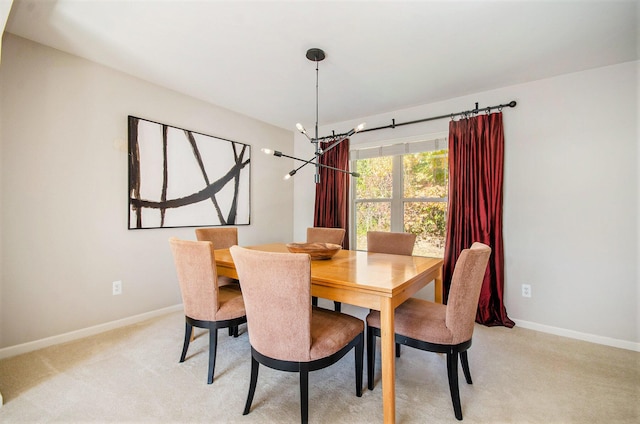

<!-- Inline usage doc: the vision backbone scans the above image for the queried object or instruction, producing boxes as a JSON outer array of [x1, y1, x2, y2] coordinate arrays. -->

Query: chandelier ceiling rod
[[311, 48, 321, 149]]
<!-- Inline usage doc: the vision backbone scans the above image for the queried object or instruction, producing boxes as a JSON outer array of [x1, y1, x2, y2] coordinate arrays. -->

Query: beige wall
[[295, 61, 639, 349], [0, 34, 294, 350], [0, 1, 12, 62]]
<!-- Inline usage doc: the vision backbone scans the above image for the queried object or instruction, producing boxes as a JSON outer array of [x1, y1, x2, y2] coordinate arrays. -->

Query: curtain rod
[[319, 100, 517, 142]]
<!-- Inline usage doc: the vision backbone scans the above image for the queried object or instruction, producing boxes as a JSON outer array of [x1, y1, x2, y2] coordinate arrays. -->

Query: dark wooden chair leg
[[180, 322, 192, 362], [300, 366, 309, 424], [243, 356, 260, 415], [366, 327, 375, 390], [367, 322, 473, 420], [231, 325, 239, 337], [355, 334, 364, 397], [460, 351, 472, 384], [447, 351, 463, 420], [311, 298, 341, 311], [207, 328, 219, 384]]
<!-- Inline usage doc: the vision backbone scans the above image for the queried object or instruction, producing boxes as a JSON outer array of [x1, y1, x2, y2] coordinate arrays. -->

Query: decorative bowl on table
[[285, 242, 342, 260]]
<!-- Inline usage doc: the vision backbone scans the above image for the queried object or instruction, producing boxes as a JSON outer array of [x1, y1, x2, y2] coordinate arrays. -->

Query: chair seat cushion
[[215, 286, 246, 321], [310, 307, 364, 360], [366, 298, 453, 345]]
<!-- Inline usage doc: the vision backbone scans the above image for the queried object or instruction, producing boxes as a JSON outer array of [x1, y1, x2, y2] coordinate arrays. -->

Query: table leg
[[380, 298, 396, 424], [434, 265, 443, 304]]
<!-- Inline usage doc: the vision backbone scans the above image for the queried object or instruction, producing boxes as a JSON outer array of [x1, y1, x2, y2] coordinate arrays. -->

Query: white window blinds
[[349, 137, 448, 160]]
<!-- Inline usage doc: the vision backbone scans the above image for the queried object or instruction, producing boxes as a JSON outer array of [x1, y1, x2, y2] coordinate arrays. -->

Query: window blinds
[[349, 137, 448, 161]]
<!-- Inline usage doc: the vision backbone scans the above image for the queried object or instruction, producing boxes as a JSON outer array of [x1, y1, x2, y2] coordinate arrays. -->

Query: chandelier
[[261, 48, 365, 183]]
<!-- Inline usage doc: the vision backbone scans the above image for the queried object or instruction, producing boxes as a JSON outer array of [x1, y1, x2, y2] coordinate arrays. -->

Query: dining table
[[214, 243, 443, 424]]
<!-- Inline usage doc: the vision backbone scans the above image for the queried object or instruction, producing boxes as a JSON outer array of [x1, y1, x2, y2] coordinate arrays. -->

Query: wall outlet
[[522, 284, 531, 298], [112, 280, 122, 295]]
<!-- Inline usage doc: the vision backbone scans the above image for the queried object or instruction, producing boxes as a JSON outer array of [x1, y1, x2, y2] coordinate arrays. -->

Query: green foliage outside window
[[403, 151, 448, 198], [354, 149, 448, 257], [355, 156, 392, 199]]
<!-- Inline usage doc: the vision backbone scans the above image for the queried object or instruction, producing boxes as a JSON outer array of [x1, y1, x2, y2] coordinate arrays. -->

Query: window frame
[[350, 135, 448, 254]]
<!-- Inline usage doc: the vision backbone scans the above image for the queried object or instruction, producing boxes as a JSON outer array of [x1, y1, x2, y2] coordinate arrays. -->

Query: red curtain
[[444, 113, 514, 327], [314, 138, 350, 249]]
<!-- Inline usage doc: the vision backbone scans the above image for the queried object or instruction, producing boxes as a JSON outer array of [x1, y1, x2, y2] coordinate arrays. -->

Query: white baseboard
[[2, 307, 637, 361], [0, 304, 183, 360], [513, 318, 640, 352]]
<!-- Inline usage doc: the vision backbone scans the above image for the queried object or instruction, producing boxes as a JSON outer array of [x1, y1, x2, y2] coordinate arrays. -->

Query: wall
[[0, 1, 11, 63], [637, 62, 640, 346], [294, 61, 639, 349], [0, 34, 294, 350]]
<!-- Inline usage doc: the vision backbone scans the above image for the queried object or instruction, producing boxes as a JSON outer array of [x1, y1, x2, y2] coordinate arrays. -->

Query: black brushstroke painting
[[128, 116, 251, 229]]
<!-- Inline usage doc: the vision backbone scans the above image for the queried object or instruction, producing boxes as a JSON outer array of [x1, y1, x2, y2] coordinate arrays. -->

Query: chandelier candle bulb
[[296, 123, 307, 134], [261, 148, 283, 157], [346, 122, 366, 136]]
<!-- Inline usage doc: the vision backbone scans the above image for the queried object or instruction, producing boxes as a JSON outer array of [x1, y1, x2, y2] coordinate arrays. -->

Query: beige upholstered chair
[[195, 227, 239, 287], [306, 227, 345, 245], [366, 230, 417, 357], [366, 230, 416, 255], [169, 237, 246, 384], [230, 246, 364, 423], [366, 242, 491, 420], [307, 227, 346, 312]]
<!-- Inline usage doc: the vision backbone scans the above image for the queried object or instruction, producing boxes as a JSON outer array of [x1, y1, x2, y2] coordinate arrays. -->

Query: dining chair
[[366, 242, 491, 420], [307, 227, 346, 312], [306, 227, 345, 245], [366, 230, 416, 255], [366, 230, 417, 357], [230, 246, 364, 424], [169, 237, 247, 384], [195, 227, 239, 287]]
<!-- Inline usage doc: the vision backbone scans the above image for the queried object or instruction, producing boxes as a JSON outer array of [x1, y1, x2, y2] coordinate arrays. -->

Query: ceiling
[[4, 0, 638, 131]]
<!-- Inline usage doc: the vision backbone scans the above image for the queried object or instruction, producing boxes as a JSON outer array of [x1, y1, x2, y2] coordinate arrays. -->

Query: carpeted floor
[[0, 304, 638, 423]]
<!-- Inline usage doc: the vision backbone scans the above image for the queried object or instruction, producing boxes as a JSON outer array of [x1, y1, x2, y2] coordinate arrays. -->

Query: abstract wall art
[[128, 116, 251, 229]]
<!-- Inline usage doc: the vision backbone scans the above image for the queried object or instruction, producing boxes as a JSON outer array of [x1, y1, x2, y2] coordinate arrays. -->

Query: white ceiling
[[4, 0, 638, 130]]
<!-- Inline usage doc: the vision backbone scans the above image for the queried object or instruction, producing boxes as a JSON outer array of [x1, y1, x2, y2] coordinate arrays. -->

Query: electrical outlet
[[522, 284, 531, 298], [112, 280, 122, 295]]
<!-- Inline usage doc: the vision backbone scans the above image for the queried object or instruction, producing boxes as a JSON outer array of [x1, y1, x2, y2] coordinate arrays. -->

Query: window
[[351, 137, 448, 257]]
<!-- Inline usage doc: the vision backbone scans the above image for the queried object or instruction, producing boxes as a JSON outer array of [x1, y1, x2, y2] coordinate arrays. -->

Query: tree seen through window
[[354, 149, 448, 257]]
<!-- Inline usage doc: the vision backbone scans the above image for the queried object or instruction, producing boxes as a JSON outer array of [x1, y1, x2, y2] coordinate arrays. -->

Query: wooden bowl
[[285, 242, 342, 260]]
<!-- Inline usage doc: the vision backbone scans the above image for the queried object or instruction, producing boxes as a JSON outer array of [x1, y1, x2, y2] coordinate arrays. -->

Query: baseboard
[[0, 304, 184, 360], [512, 319, 640, 352], [2, 307, 637, 360]]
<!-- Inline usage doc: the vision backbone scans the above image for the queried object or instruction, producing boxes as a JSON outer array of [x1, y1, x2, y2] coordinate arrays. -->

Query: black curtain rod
[[318, 100, 517, 142]]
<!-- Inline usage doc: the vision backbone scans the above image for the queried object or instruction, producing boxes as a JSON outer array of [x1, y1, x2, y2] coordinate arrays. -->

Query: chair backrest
[[169, 237, 220, 322], [445, 242, 492, 344], [366, 231, 416, 255], [230, 246, 312, 362], [195, 227, 238, 249], [306, 227, 345, 246]]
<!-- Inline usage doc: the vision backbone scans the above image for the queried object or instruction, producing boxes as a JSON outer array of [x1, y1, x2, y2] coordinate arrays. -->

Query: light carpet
[[0, 304, 638, 423]]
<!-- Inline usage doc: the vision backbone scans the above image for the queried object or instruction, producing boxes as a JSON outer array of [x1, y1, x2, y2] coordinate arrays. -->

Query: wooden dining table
[[214, 243, 443, 424]]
